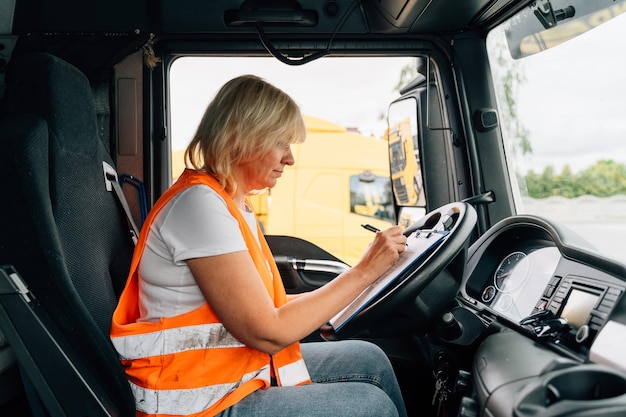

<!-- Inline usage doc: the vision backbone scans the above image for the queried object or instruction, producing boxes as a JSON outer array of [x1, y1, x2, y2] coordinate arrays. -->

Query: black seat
[[0, 52, 136, 416]]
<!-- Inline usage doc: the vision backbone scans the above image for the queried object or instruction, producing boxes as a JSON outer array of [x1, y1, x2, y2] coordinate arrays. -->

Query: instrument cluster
[[460, 217, 626, 358]]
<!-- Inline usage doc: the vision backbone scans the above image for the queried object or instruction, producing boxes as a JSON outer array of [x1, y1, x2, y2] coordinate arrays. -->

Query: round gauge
[[481, 285, 496, 303], [494, 251, 530, 292], [496, 293, 514, 312]]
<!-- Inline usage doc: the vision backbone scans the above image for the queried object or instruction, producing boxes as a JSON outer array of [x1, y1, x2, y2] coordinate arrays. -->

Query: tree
[[394, 63, 419, 93], [525, 160, 626, 198], [380, 61, 420, 123], [488, 27, 532, 157], [526, 166, 555, 198], [579, 160, 626, 197]]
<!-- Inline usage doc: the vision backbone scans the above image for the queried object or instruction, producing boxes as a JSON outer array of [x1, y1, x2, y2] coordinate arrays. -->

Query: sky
[[511, 11, 626, 174], [169, 57, 415, 151]]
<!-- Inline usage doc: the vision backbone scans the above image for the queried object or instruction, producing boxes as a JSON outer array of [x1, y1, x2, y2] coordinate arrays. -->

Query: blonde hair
[[184, 75, 306, 194]]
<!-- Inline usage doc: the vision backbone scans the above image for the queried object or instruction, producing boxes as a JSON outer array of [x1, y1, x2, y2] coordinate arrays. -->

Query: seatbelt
[[102, 161, 139, 245], [119, 173, 148, 224]]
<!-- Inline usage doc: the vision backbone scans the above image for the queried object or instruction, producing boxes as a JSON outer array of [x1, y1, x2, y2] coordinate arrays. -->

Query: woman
[[111, 75, 408, 417]]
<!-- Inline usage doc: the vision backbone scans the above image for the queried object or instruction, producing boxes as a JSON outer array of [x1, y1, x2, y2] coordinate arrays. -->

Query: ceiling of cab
[[12, 0, 532, 36], [6, 0, 533, 75]]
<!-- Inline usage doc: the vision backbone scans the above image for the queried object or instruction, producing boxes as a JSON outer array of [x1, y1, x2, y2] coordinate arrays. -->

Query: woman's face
[[236, 142, 295, 193]]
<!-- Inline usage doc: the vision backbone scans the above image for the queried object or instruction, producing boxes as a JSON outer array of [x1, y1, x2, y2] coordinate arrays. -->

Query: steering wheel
[[320, 201, 477, 340]]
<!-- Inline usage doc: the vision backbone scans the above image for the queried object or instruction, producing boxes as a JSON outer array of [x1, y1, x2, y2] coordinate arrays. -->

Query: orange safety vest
[[110, 168, 311, 417]]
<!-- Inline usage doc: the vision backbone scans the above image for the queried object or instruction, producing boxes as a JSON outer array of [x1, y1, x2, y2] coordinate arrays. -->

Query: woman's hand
[[353, 226, 407, 283]]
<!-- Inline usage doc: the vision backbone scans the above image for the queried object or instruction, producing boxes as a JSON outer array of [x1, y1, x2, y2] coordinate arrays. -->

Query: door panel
[[265, 235, 349, 294]]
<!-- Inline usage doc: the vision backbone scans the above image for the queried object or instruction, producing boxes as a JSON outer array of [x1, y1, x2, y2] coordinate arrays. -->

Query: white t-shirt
[[137, 185, 259, 322]]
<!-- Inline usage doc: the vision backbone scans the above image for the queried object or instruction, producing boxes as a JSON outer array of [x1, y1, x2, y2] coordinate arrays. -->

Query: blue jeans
[[217, 340, 408, 417]]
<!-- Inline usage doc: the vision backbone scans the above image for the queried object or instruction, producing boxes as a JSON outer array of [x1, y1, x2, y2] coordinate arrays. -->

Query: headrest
[[3, 52, 99, 155]]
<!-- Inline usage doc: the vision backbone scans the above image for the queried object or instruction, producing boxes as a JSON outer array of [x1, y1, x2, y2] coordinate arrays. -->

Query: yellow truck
[[257, 116, 395, 265], [387, 117, 423, 207], [173, 116, 395, 266]]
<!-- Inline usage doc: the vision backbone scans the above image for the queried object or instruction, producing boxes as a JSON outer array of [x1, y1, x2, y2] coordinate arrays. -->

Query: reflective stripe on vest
[[131, 365, 271, 415], [111, 169, 311, 417], [111, 322, 244, 360], [276, 357, 311, 386]]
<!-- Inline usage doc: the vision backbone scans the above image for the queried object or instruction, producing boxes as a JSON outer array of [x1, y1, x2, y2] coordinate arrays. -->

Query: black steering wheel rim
[[320, 201, 477, 340]]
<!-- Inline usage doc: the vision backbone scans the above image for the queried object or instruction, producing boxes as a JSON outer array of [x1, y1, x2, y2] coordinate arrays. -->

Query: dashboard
[[454, 215, 626, 417], [461, 216, 626, 359]]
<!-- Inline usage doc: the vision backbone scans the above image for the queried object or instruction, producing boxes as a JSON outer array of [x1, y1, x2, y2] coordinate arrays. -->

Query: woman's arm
[[187, 226, 406, 355]]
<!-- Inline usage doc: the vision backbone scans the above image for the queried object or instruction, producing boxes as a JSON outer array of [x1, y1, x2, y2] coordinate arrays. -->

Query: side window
[[169, 56, 416, 264], [349, 172, 394, 222]]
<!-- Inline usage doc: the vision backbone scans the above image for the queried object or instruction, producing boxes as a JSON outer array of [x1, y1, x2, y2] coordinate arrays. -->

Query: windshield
[[487, 1, 626, 264]]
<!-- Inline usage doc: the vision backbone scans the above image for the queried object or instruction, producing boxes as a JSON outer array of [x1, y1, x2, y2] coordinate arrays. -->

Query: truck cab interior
[[1, 1, 626, 416]]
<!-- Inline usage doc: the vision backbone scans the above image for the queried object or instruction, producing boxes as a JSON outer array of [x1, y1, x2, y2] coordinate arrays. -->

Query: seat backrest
[[0, 52, 136, 415]]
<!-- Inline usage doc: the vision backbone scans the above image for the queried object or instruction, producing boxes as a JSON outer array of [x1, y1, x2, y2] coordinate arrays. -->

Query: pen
[[361, 224, 380, 233], [362, 223, 409, 246]]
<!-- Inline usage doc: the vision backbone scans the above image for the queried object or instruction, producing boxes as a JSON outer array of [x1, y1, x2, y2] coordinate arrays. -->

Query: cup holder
[[515, 364, 626, 417]]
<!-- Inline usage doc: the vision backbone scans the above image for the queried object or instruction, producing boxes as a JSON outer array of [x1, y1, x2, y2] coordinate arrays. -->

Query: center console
[[521, 275, 623, 356], [474, 330, 626, 417]]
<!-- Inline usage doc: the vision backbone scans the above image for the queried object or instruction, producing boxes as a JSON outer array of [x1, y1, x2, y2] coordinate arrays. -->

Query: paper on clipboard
[[328, 230, 448, 331]]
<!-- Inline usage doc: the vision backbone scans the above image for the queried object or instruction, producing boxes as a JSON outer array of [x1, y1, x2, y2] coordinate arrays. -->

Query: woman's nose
[[283, 147, 295, 165]]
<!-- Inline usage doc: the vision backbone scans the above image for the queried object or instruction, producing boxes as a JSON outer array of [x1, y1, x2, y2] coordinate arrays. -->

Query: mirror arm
[[532, 0, 557, 29], [462, 190, 495, 207], [533, 0, 576, 29]]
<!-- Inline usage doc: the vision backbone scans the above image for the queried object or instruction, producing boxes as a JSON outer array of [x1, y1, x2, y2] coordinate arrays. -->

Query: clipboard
[[328, 229, 449, 331]]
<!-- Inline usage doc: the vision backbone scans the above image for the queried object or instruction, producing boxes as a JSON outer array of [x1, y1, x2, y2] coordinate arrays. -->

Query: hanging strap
[[103, 161, 139, 245]]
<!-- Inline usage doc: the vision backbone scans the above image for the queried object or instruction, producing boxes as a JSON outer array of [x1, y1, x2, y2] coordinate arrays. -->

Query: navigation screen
[[560, 289, 599, 329]]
